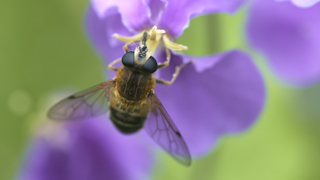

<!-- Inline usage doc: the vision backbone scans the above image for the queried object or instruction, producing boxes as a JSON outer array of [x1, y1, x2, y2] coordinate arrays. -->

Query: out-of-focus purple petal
[[276, 0, 320, 8], [247, 0, 320, 85], [158, 0, 247, 38], [154, 50, 265, 156], [86, 6, 132, 78], [147, 0, 167, 24], [90, 0, 150, 32], [18, 116, 153, 180]]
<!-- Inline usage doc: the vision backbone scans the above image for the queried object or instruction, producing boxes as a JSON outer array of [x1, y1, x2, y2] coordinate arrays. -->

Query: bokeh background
[[2, 0, 320, 180]]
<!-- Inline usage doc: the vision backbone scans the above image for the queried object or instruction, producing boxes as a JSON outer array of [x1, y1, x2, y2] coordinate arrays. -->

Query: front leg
[[157, 49, 171, 69], [107, 58, 122, 71], [156, 61, 193, 85]]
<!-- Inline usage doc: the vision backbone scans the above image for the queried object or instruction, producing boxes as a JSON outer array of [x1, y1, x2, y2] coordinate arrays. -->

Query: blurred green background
[[2, 1, 320, 180]]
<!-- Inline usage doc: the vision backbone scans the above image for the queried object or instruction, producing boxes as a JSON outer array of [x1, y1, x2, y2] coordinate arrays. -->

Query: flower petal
[[276, 0, 320, 8], [158, 0, 247, 38], [18, 116, 153, 180], [154, 50, 265, 156], [85, 6, 132, 78], [246, 0, 320, 85], [90, 0, 151, 32], [147, 0, 167, 24]]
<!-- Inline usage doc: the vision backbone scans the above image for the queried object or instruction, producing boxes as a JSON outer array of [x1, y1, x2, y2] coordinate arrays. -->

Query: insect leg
[[157, 49, 171, 69], [123, 41, 139, 53], [107, 58, 121, 71], [156, 61, 193, 85], [158, 35, 188, 69]]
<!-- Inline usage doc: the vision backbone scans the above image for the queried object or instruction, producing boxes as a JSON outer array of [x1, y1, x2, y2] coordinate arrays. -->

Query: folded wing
[[144, 92, 191, 166]]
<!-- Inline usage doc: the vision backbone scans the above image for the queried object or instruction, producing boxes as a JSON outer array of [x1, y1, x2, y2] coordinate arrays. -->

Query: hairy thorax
[[116, 66, 155, 101]]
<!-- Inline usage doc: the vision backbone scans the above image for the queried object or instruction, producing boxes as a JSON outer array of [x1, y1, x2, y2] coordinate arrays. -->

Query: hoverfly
[[48, 30, 191, 166]]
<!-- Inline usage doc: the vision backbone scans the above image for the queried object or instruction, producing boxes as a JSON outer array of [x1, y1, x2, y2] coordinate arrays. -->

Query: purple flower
[[86, 0, 265, 157], [18, 116, 153, 180], [246, 0, 320, 86], [276, 0, 320, 8]]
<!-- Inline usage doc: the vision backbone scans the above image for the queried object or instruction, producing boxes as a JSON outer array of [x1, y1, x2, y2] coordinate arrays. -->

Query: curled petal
[[291, 0, 320, 7], [276, 0, 320, 8], [154, 50, 265, 156], [18, 117, 153, 180], [247, 0, 320, 85], [90, 0, 151, 32], [85, 6, 132, 78], [158, 0, 247, 38]]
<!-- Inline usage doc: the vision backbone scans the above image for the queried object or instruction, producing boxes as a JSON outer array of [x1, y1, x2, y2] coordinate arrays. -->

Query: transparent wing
[[144, 92, 191, 166], [48, 80, 116, 120]]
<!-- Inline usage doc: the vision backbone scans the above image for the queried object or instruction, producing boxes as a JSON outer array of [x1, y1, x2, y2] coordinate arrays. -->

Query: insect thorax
[[116, 66, 155, 101]]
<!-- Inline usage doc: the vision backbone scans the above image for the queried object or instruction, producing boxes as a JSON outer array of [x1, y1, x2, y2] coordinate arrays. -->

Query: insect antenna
[[142, 31, 147, 46]]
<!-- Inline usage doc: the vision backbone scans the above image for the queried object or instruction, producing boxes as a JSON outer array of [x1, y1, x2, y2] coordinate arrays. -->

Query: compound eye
[[142, 56, 157, 73], [122, 51, 135, 68]]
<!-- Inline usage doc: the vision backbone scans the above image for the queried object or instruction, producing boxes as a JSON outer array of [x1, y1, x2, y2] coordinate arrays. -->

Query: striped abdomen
[[109, 95, 149, 133]]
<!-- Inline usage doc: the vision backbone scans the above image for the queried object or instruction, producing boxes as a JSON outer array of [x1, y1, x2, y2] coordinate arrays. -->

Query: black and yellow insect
[[48, 31, 191, 166]]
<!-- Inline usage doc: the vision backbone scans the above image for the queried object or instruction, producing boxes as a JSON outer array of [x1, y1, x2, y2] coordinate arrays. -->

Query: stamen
[[149, 26, 165, 40], [113, 25, 187, 56], [150, 26, 157, 40], [113, 32, 144, 43], [163, 34, 188, 51]]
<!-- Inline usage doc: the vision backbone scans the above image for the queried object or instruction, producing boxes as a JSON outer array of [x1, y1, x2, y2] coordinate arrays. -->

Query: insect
[[48, 29, 191, 166]]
